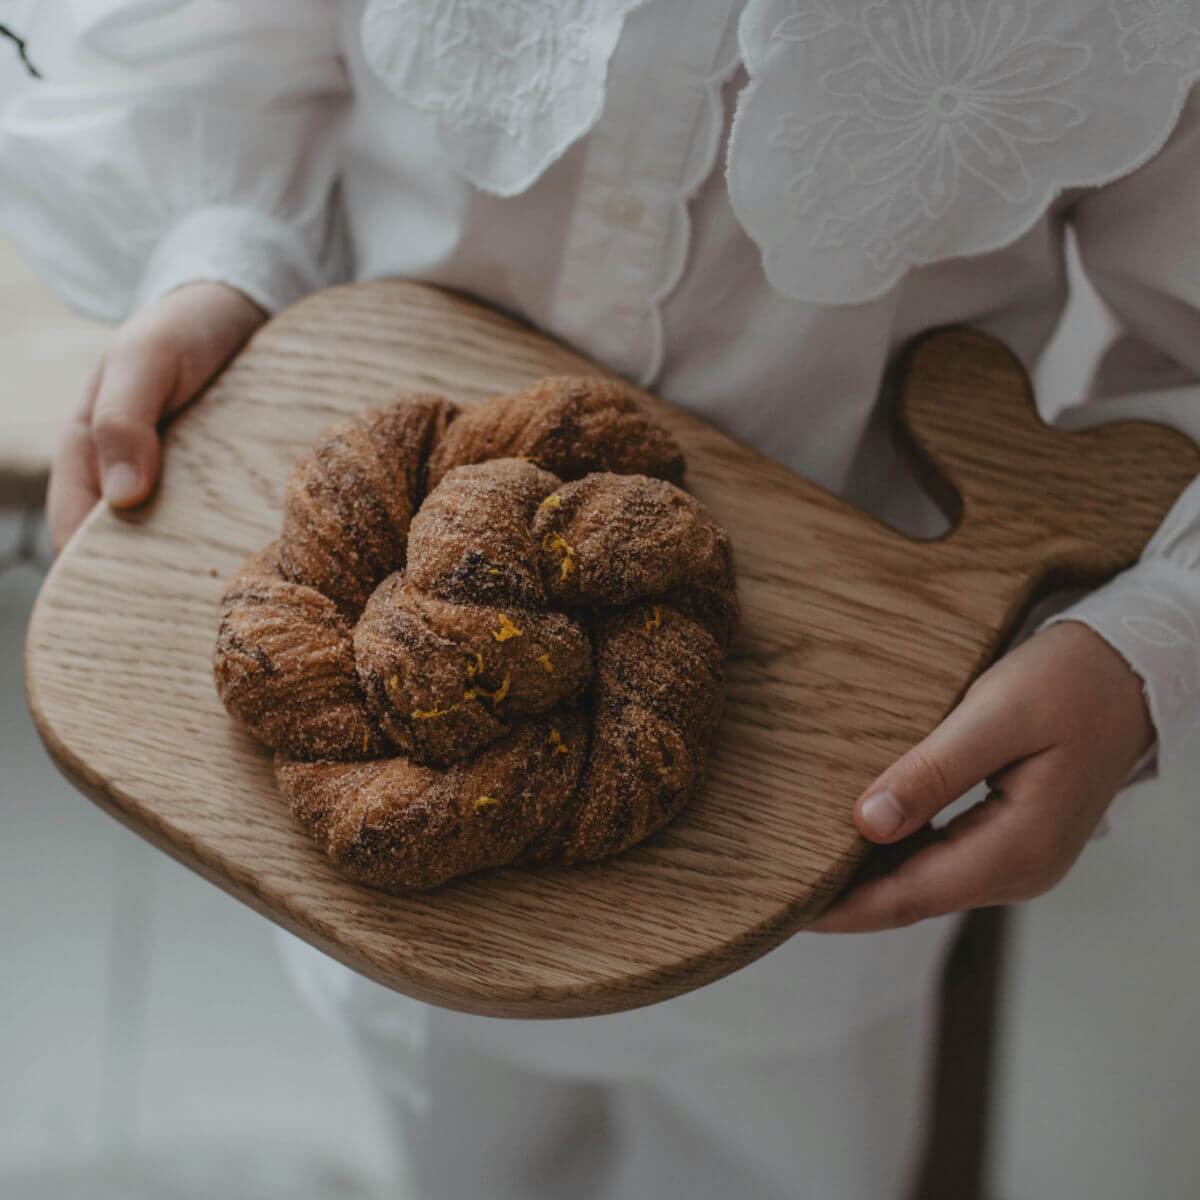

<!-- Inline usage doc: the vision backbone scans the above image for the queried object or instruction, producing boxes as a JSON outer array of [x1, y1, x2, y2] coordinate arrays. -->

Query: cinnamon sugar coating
[[277, 713, 589, 892], [279, 396, 455, 616], [426, 376, 685, 490], [214, 379, 737, 892], [521, 605, 724, 866], [353, 572, 591, 766], [407, 459, 559, 608], [531, 472, 739, 649], [214, 544, 381, 760]]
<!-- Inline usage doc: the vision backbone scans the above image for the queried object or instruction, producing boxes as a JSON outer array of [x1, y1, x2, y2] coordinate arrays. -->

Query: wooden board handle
[[898, 328, 1200, 591]]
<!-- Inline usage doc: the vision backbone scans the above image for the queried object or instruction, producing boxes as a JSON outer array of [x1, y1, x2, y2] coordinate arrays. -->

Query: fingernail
[[102, 463, 141, 506], [860, 789, 905, 838]]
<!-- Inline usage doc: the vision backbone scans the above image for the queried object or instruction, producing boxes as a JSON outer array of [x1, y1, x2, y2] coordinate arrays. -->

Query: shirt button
[[603, 192, 646, 231]]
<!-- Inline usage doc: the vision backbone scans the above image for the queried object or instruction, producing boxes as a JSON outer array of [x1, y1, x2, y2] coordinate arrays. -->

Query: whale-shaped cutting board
[[25, 281, 1200, 1018]]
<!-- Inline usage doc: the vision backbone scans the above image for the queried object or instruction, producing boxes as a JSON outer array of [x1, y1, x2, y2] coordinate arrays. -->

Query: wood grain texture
[[25, 281, 1200, 1018]]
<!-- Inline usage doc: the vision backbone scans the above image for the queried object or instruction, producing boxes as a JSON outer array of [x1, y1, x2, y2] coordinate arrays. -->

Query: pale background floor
[[2, 35, 1199, 1199]]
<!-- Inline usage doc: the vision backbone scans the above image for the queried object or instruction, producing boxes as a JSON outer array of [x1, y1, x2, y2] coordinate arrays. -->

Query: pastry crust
[[426, 376, 686, 491], [279, 396, 456, 616], [214, 544, 382, 761], [214, 376, 737, 891]]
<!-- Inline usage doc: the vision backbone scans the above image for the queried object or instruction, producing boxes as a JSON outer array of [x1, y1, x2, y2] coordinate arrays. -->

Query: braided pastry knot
[[214, 378, 738, 891]]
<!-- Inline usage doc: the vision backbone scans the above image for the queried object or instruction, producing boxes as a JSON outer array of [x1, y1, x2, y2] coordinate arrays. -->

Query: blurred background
[[2, 8, 1198, 1199]]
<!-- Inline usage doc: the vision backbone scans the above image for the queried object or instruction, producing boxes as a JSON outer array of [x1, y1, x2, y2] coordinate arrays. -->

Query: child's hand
[[810, 621, 1153, 933], [47, 281, 266, 552]]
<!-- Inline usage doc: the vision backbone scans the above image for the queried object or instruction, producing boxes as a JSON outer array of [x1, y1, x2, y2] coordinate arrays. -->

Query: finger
[[853, 678, 1050, 844], [161, 282, 265, 405], [843, 823, 944, 888], [47, 365, 103, 553], [813, 752, 1074, 933], [47, 416, 100, 554], [75, 358, 102, 422], [811, 802, 1009, 932], [90, 336, 179, 509]]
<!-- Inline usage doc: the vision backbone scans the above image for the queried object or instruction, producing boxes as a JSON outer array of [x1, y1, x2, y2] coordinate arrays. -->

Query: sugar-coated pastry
[[214, 378, 737, 891]]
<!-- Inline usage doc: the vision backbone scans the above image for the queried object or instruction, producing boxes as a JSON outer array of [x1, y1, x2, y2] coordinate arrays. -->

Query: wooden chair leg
[[909, 905, 1011, 1200]]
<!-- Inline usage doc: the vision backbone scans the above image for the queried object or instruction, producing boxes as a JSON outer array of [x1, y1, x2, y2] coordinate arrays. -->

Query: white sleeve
[[1037, 86, 1200, 779], [0, 0, 348, 323]]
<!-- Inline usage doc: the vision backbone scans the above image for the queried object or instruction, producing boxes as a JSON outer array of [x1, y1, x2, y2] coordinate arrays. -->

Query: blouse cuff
[[133, 205, 328, 317], [1037, 557, 1200, 780]]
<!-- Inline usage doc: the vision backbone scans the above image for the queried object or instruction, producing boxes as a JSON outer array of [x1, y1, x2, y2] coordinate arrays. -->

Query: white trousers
[[278, 928, 950, 1200]]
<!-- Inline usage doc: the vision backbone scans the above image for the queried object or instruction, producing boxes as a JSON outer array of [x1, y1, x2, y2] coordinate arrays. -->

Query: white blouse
[[2, 0, 1199, 1058]]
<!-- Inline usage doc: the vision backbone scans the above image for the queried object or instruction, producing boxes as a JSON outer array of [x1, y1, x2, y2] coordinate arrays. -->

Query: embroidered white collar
[[362, 0, 1200, 303]]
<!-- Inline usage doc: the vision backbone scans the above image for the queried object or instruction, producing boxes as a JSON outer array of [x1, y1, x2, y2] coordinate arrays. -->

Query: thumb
[[854, 678, 1042, 844], [90, 335, 180, 509]]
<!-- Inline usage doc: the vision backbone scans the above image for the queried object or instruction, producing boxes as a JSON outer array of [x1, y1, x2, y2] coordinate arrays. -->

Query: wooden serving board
[[26, 281, 1199, 1018]]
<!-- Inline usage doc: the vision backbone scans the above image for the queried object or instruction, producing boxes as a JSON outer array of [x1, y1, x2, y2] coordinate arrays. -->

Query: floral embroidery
[[1121, 613, 1194, 647], [361, 0, 647, 196], [835, 11, 1087, 205], [793, 2, 1089, 268], [731, 0, 1200, 303], [1110, 0, 1200, 71], [1115, 585, 1200, 755], [767, 0, 842, 43], [376, 2, 590, 140]]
